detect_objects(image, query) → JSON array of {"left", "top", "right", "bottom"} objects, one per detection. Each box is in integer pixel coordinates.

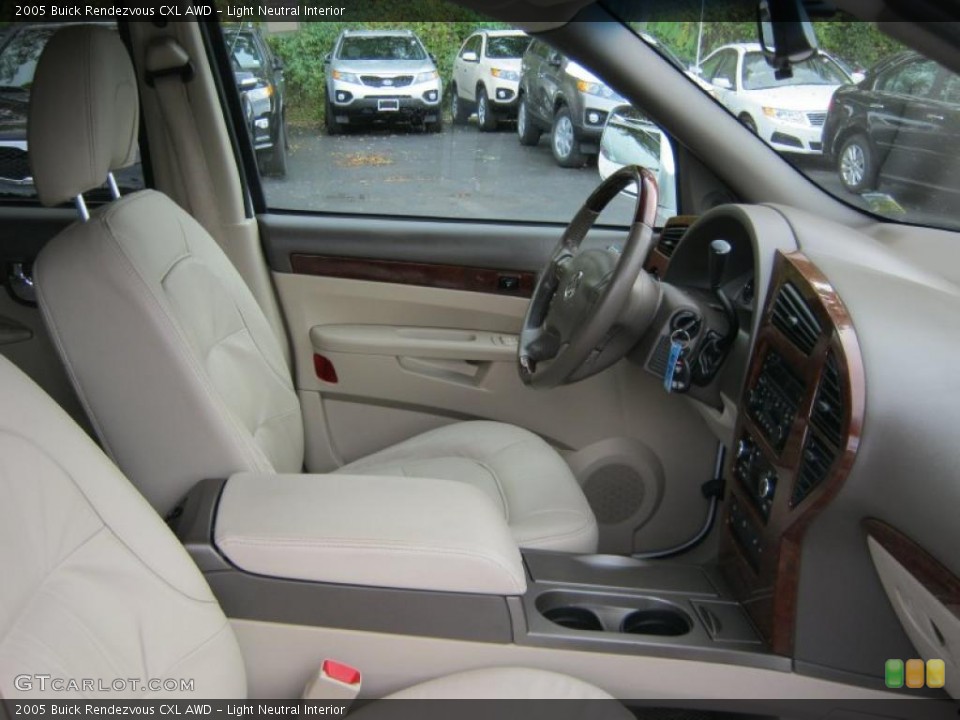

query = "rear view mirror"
[
  {"left": 462, "top": 51, "right": 479, "bottom": 63},
  {"left": 713, "top": 76, "right": 733, "bottom": 90},
  {"left": 598, "top": 106, "right": 677, "bottom": 226},
  {"left": 757, "top": 0, "right": 819, "bottom": 80}
]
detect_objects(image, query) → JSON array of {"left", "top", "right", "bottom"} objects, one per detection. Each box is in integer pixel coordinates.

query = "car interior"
[{"left": 1, "top": 0, "right": 959, "bottom": 708}]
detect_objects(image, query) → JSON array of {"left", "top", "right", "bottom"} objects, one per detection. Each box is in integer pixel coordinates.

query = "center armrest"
[{"left": 214, "top": 472, "right": 527, "bottom": 596}]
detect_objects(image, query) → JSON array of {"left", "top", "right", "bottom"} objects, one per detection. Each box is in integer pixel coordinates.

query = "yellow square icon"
[
  {"left": 905, "top": 659, "right": 925, "bottom": 688},
  {"left": 927, "top": 659, "right": 945, "bottom": 689}
]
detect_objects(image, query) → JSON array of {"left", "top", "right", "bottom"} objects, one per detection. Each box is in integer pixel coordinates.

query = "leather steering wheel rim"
[{"left": 518, "top": 165, "right": 659, "bottom": 388}]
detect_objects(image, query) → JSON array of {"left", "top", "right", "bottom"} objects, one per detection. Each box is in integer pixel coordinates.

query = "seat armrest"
[{"left": 214, "top": 472, "right": 527, "bottom": 595}]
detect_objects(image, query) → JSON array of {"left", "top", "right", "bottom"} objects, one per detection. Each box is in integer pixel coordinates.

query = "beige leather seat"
[
  {"left": 0, "top": 352, "right": 625, "bottom": 704},
  {"left": 30, "top": 26, "right": 597, "bottom": 554}
]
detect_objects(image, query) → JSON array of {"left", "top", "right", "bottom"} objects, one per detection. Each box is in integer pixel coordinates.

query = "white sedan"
[{"left": 696, "top": 42, "right": 854, "bottom": 154}]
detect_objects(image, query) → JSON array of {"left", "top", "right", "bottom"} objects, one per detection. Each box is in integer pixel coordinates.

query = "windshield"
[
  {"left": 0, "top": 26, "right": 56, "bottom": 91},
  {"left": 620, "top": 19, "right": 958, "bottom": 232},
  {"left": 742, "top": 51, "right": 851, "bottom": 90},
  {"left": 486, "top": 36, "right": 530, "bottom": 59},
  {"left": 338, "top": 36, "right": 427, "bottom": 61}
]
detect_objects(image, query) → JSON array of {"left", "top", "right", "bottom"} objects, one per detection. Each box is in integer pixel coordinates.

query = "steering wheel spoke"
[{"left": 518, "top": 166, "right": 661, "bottom": 388}]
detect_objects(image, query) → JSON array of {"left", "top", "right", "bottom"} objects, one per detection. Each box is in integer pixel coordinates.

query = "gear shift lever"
[
  {"left": 708, "top": 239, "right": 738, "bottom": 348},
  {"left": 709, "top": 239, "right": 731, "bottom": 293}
]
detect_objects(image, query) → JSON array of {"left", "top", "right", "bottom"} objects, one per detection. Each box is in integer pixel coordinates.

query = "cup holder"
[
  {"left": 542, "top": 606, "right": 604, "bottom": 632},
  {"left": 620, "top": 608, "right": 692, "bottom": 636}
]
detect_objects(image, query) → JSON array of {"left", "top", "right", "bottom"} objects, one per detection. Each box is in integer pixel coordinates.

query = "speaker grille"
[{"left": 583, "top": 464, "right": 645, "bottom": 525}]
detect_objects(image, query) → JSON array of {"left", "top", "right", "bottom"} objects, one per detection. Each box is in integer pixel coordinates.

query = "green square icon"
[{"left": 885, "top": 659, "right": 905, "bottom": 688}]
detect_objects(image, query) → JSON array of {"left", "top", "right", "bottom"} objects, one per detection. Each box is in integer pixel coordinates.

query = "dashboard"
[
  {"left": 638, "top": 207, "right": 875, "bottom": 667},
  {"left": 634, "top": 199, "right": 960, "bottom": 694}
]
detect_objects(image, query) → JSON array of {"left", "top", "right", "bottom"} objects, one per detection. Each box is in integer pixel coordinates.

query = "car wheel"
[
  {"left": 517, "top": 96, "right": 541, "bottom": 146},
  {"left": 450, "top": 85, "right": 469, "bottom": 125},
  {"left": 551, "top": 106, "right": 586, "bottom": 168},
  {"left": 477, "top": 88, "right": 497, "bottom": 131},
  {"left": 838, "top": 133, "right": 878, "bottom": 193},
  {"left": 264, "top": 121, "right": 288, "bottom": 177},
  {"left": 325, "top": 97, "right": 343, "bottom": 136},
  {"left": 739, "top": 114, "right": 758, "bottom": 134}
]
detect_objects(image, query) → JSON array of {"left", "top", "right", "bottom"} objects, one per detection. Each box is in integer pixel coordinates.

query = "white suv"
[
  {"left": 450, "top": 30, "right": 529, "bottom": 131},
  {"left": 324, "top": 29, "right": 443, "bottom": 134}
]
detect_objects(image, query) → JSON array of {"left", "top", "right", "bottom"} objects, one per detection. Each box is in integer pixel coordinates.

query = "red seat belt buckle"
[{"left": 302, "top": 659, "right": 362, "bottom": 704}]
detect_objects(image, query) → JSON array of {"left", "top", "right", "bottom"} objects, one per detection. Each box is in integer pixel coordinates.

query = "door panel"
[{"left": 262, "top": 212, "right": 719, "bottom": 555}]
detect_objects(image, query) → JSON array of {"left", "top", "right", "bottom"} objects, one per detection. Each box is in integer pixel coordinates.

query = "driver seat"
[{"left": 29, "top": 26, "right": 598, "bottom": 554}]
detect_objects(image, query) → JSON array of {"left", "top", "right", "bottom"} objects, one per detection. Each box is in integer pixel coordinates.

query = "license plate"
[{"left": 377, "top": 99, "right": 400, "bottom": 112}]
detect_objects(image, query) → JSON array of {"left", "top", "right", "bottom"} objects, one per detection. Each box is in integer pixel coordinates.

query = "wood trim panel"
[
  {"left": 864, "top": 518, "right": 960, "bottom": 621},
  {"left": 720, "top": 250, "right": 866, "bottom": 656},
  {"left": 290, "top": 254, "right": 536, "bottom": 298}
]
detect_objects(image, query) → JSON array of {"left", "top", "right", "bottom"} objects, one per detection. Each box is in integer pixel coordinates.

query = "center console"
[
  {"left": 515, "top": 551, "right": 786, "bottom": 671},
  {"left": 170, "top": 473, "right": 785, "bottom": 673}
]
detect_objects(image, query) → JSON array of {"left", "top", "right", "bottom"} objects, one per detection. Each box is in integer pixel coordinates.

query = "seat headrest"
[{"left": 28, "top": 25, "right": 139, "bottom": 208}]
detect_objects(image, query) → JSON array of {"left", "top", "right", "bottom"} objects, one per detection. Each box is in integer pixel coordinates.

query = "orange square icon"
[
  {"left": 905, "top": 659, "right": 925, "bottom": 688},
  {"left": 927, "top": 659, "right": 946, "bottom": 689}
]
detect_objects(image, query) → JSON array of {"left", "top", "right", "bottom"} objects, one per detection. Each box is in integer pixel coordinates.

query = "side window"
[
  {"left": 0, "top": 22, "right": 143, "bottom": 203},
  {"left": 460, "top": 35, "right": 481, "bottom": 59},
  {"left": 527, "top": 40, "right": 546, "bottom": 60},
  {"left": 224, "top": 19, "right": 678, "bottom": 227},
  {"left": 877, "top": 59, "right": 938, "bottom": 97},
  {"left": 699, "top": 53, "right": 723, "bottom": 82},
  {"left": 716, "top": 51, "right": 739, "bottom": 87}
]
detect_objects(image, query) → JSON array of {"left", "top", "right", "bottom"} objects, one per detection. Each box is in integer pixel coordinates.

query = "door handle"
[
  {"left": 869, "top": 103, "right": 886, "bottom": 110},
  {"left": 8, "top": 262, "right": 36, "bottom": 304},
  {"left": 926, "top": 113, "right": 945, "bottom": 122}
]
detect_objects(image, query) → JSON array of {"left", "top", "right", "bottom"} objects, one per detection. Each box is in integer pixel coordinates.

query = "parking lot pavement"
[
  {"left": 262, "top": 123, "right": 638, "bottom": 226},
  {"left": 262, "top": 123, "right": 950, "bottom": 232}
]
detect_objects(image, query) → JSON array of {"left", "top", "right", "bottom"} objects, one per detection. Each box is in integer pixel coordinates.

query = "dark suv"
[
  {"left": 517, "top": 39, "right": 627, "bottom": 167},
  {"left": 0, "top": 23, "right": 143, "bottom": 198},
  {"left": 822, "top": 51, "right": 960, "bottom": 195},
  {"left": 224, "top": 26, "right": 288, "bottom": 177}
]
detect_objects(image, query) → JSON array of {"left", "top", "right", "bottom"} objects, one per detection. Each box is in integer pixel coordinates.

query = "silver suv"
[
  {"left": 517, "top": 39, "right": 627, "bottom": 167},
  {"left": 324, "top": 29, "right": 442, "bottom": 134}
]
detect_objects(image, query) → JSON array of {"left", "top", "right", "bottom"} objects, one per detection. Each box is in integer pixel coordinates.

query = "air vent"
[
  {"left": 771, "top": 282, "right": 822, "bottom": 354},
  {"left": 811, "top": 352, "right": 845, "bottom": 447},
  {"left": 791, "top": 434, "right": 835, "bottom": 507},
  {"left": 656, "top": 224, "right": 687, "bottom": 258}
]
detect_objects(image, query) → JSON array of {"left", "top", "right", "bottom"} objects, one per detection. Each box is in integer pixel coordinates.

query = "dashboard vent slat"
[
  {"left": 811, "top": 352, "right": 845, "bottom": 448},
  {"left": 791, "top": 434, "right": 836, "bottom": 507},
  {"left": 771, "top": 282, "right": 822, "bottom": 354},
  {"left": 656, "top": 225, "right": 687, "bottom": 258}
]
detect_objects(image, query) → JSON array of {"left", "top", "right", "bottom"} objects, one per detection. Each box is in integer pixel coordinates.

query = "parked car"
[
  {"left": 324, "top": 29, "right": 442, "bottom": 134},
  {"left": 517, "top": 39, "right": 628, "bottom": 167},
  {"left": 224, "top": 25, "right": 288, "bottom": 177},
  {"left": 450, "top": 30, "right": 529, "bottom": 131},
  {"left": 696, "top": 42, "right": 854, "bottom": 154},
  {"left": 822, "top": 50, "right": 960, "bottom": 194},
  {"left": 0, "top": 22, "right": 142, "bottom": 199}
]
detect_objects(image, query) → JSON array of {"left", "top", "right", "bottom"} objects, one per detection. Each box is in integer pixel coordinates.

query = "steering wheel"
[{"left": 518, "top": 165, "right": 661, "bottom": 388}]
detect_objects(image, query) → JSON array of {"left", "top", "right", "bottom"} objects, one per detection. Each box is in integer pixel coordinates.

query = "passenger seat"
[{"left": 0, "top": 351, "right": 629, "bottom": 705}]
